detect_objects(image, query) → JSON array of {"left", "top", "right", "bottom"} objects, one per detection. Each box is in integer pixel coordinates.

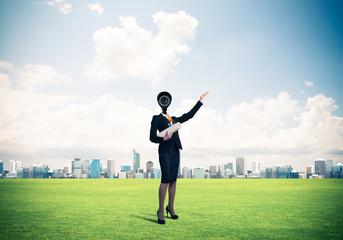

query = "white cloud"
[
  {"left": 86, "top": 11, "right": 198, "bottom": 84},
  {"left": 0, "top": 73, "right": 11, "bottom": 88},
  {"left": 304, "top": 80, "right": 314, "bottom": 87},
  {"left": 1, "top": 60, "right": 342, "bottom": 172},
  {"left": 15, "top": 63, "right": 72, "bottom": 92},
  {"left": 89, "top": 3, "right": 104, "bottom": 16},
  {"left": 41, "top": 0, "right": 72, "bottom": 14},
  {"left": 0, "top": 61, "right": 14, "bottom": 71}
]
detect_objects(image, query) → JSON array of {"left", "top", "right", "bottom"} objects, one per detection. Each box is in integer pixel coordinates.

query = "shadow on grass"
[{"left": 133, "top": 214, "right": 158, "bottom": 224}]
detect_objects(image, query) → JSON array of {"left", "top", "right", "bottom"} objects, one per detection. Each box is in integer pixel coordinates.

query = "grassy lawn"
[{"left": 0, "top": 179, "right": 342, "bottom": 239}]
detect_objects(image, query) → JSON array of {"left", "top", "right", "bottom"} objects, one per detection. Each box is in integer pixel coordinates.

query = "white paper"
[{"left": 157, "top": 122, "right": 182, "bottom": 137}]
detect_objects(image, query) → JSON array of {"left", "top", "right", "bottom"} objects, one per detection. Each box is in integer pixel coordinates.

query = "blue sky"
[{"left": 0, "top": 0, "right": 342, "bottom": 172}]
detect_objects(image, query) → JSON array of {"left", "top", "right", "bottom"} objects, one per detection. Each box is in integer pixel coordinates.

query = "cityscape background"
[
  {"left": 1, "top": 149, "right": 342, "bottom": 179},
  {"left": 1, "top": 1, "right": 343, "bottom": 171}
]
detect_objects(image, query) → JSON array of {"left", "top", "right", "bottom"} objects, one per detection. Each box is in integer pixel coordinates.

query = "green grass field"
[{"left": 0, "top": 179, "right": 342, "bottom": 240}]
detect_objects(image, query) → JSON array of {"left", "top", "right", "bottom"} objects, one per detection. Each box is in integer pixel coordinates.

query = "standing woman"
[{"left": 149, "top": 90, "right": 209, "bottom": 224}]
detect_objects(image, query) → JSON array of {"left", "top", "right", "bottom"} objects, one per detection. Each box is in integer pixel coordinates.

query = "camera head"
[{"left": 157, "top": 91, "right": 172, "bottom": 114}]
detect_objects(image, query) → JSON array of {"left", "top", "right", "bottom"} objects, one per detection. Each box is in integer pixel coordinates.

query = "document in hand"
[{"left": 157, "top": 122, "right": 182, "bottom": 137}]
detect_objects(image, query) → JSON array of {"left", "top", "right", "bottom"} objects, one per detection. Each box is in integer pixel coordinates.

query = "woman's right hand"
[{"left": 163, "top": 131, "right": 173, "bottom": 141}]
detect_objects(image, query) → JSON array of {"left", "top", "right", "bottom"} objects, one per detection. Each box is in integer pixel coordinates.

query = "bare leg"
[
  {"left": 158, "top": 183, "right": 168, "bottom": 219},
  {"left": 168, "top": 181, "right": 176, "bottom": 214}
]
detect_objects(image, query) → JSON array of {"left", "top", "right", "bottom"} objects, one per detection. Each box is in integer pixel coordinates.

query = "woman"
[{"left": 149, "top": 90, "right": 209, "bottom": 224}]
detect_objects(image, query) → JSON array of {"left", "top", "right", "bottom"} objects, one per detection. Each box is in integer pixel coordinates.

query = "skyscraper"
[
  {"left": 90, "top": 159, "right": 100, "bottom": 178},
  {"left": 182, "top": 167, "right": 192, "bottom": 178},
  {"left": 133, "top": 149, "right": 140, "bottom": 173},
  {"left": 153, "top": 169, "right": 161, "bottom": 179},
  {"left": 121, "top": 165, "right": 131, "bottom": 172},
  {"left": 0, "top": 160, "right": 3, "bottom": 174},
  {"left": 146, "top": 161, "right": 153, "bottom": 177},
  {"left": 251, "top": 160, "right": 258, "bottom": 173},
  {"left": 82, "top": 160, "right": 90, "bottom": 178},
  {"left": 15, "top": 161, "right": 22, "bottom": 170},
  {"left": 224, "top": 162, "right": 233, "bottom": 170},
  {"left": 193, "top": 168, "right": 205, "bottom": 178},
  {"left": 209, "top": 165, "right": 217, "bottom": 178},
  {"left": 236, "top": 157, "right": 247, "bottom": 175},
  {"left": 107, "top": 159, "right": 115, "bottom": 178},
  {"left": 9, "top": 160, "right": 16, "bottom": 172},
  {"left": 325, "top": 159, "right": 333, "bottom": 178},
  {"left": 73, "top": 158, "right": 82, "bottom": 178},
  {"left": 315, "top": 159, "right": 326, "bottom": 177}
]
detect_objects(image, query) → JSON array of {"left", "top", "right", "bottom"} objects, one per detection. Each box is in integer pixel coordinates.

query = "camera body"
[{"left": 157, "top": 91, "right": 172, "bottom": 113}]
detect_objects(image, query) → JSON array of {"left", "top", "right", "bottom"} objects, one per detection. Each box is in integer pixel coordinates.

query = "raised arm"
[{"left": 173, "top": 91, "right": 209, "bottom": 124}]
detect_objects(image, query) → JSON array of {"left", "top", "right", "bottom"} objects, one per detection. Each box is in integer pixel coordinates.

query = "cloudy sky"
[{"left": 1, "top": 0, "right": 342, "bottom": 173}]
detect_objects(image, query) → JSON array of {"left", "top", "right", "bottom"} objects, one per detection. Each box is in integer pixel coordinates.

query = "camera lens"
[{"left": 157, "top": 91, "right": 172, "bottom": 108}]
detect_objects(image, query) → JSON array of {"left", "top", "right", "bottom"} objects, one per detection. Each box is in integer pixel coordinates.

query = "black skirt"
[{"left": 159, "top": 145, "right": 180, "bottom": 183}]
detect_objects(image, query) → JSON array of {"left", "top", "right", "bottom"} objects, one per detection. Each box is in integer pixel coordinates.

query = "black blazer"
[{"left": 150, "top": 100, "right": 203, "bottom": 153}]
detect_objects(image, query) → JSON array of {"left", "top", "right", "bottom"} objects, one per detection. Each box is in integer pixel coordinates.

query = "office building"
[
  {"left": 315, "top": 159, "right": 326, "bottom": 177},
  {"left": 251, "top": 160, "right": 258, "bottom": 173},
  {"left": 182, "top": 167, "right": 192, "bottom": 178},
  {"left": 153, "top": 169, "right": 161, "bottom": 179},
  {"left": 134, "top": 173, "right": 145, "bottom": 178},
  {"left": 224, "top": 162, "right": 233, "bottom": 170},
  {"left": 107, "top": 160, "right": 115, "bottom": 178},
  {"left": 236, "top": 157, "right": 247, "bottom": 175},
  {"left": 133, "top": 149, "right": 140, "bottom": 173},
  {"left": 90, "top": 159, "right": 100, "bottom": 178},
  {"left": 332, "top": 163, "right": 343, "bottom": 178},
  {"left": 119, "top": 172, "right": 127, "bottom": 178},
  {"left": 17, "top": 168, "right": 30, "bottom": 178},
  {"left": 73, "top": 158, "right": 82, "bottom": 178},
  {"left": 0, "top": 160, "right": 3, "bottom": 173},
  {"left": 209, "top": 165, "right": 217, "bottom": 178},
  {"left": 15, "top": 161, "right": 22, "bottom": 170},
  {"left": 82, "top": 160, "right": 90, "bottom": 178},
  {"left": 121, "top": 165, "right": 131, "bottom": 172},
  {"left": 9, "top": 160, "right": 16, "bottom": 172},
  {"left": 325, "top": 159, "right": 333, "bottom": 178},
  {"left": 193, "top": 168, "right": 205, "bottom": 178},
  {"left": 146, "top": 161, "right": 153, "bottom": 177}
]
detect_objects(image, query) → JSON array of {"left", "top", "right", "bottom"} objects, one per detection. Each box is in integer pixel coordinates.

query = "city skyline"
[
  {"left": 1, "top": 1, "right": 342, "bottom": 171},
  {"left": 2, "top": 154, "right": 342, "bottom": 179}
]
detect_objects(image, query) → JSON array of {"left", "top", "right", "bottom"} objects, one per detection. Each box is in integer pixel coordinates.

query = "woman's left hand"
[{"left": 200, "top": 90, "right": 210, "bottom": 102}]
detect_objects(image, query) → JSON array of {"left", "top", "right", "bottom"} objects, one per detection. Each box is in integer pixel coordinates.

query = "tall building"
[
  {"left": 315, "top": 159, "right": 326, "bottom": 177},
  {"left": 146, "top": 161, "right": 153, "bottom": 177},
  {"left": 224, "top": 162, "right": 233, "bottom": 170},
  {"left": 9, "top": 160, "right": 16, "bottom": 172},
  {"left": 82, "top": 160, "right": 90, "bottom": 178},
  {"left": 133, "top": 149, "right": 140, "bottom": 173},
  {"left": 0, "top": 160, "right": 3, "bottom": 173},
  {"left": 63, "top": 166, "right": 69, "bottom": 174},
  {"left": 182, "top": 167, "right": 192, "bottom": 178},
  {"left": 90, "top": 159, "right": 100, "bottom": 178},
  {"left": 153, "top": 169, "right": 161, "bottom": 179},
  {"left": 332, "top": 163, "right": 343, "bottom": 178},
  {"left": 236, "top": 157, "right": 247, "bottom": 175},
  {"left": 121, "top": 165, "right": 131, "bottom": 172},
  {"left": 15, "top": 161, "right": 22, "bottom": 170},
  {"left": 325, "top": 159, "right": 333, "bottom": 178},
  {"left": 209, "top": 165, "right": 217, "bottom": 178},
  {"left": 107, "top": 159, "right": 115, "bottom": 178},
  {"left": 251, "top": 160, "right": 258, "bottom": 173},
  {"left": 73, "top": 158, "right": 82, "bottom": 178},
  {"left": 193, "top": 168, "right": 205, "bottom": 178}
]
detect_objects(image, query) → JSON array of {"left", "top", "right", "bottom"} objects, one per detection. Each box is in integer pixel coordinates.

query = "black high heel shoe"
[
  {"left": 166, "top": 206, "right": 179, "bottom": 219},
  {"left": 157, "top": 210, "right": 165, "bottom": 224}
]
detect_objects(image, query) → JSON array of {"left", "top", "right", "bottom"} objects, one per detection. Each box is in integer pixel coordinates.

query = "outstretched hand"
[
  {"left": 163, "top": 131, "right": 173, "bottom": 141},
  {"left": 200, "top": 90, "right": 210, "bottom": 103}
]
